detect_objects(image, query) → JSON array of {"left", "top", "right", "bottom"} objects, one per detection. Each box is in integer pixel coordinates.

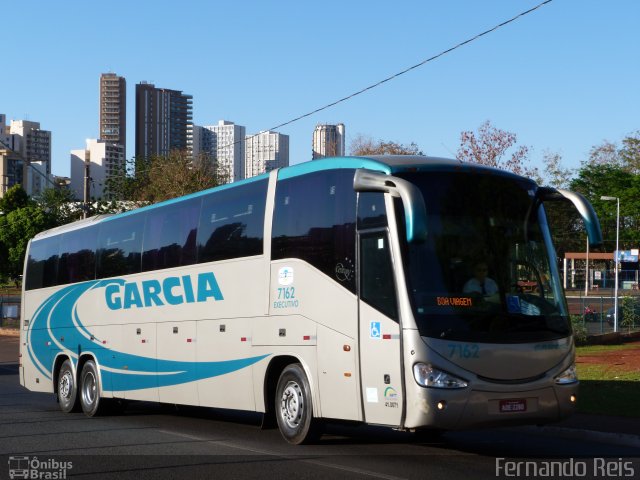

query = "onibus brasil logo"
[{"left": 8, "top": 456, "right": 72, "bottom": 479}]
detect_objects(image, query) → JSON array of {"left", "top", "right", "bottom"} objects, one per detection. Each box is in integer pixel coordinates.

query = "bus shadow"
[{"left": 0, "top": 362, "right": 18, "bottom": 375}]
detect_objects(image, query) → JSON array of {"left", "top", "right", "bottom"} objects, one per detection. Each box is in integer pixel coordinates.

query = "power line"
[
  {"left": 148, "top": 1, "right": 555, "bottom": 167},
  {"left": 261, "top": 0, "right": 553, "bottom": 134}
]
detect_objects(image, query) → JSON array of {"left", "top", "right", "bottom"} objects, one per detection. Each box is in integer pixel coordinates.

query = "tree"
[
  {"left": 585, "top": 140, "right": 620, "bottom": 167},
  {"left": 0, "top": 205, "right": 53, "bottom": 280},
  {"left": 105, "top": 151, "right": 227, "bottom": 204},
  {"left": 34, "top": 187, "right": 82, "bottom": 226},
  {"left": 570, "top": 163, "right": 640, "bottom": 249},
  {"left": 456, "top": 120, "right": 539, "bottom": 181},
  {"left": 0, "top": 185, "right": 30, "bottom": 214},
  {"left": 349, "top": 134, "right": 424, "bottom": 156},
  {"left": 541, "top": 150, "right": 573, "bottom": 189},
  {"left": 583, "top": 133, "right": 640, "bottom": 174},
  {"left": 620, "top": 131, "right": 640, "bottom": 175},
  {"left": 620, "top": 296, "right": 639, "bottom": 333}
]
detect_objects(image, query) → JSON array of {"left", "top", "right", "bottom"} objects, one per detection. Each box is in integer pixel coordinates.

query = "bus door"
[{"left": 358, "top": 230, "right": 403, "bottom": 426}]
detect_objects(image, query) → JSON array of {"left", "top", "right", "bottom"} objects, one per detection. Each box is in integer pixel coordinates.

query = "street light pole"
[{"left": 601, "top": 196, "right": 620, "bottom": 332}]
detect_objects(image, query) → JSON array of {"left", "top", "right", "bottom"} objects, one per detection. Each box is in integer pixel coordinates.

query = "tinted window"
[
  {"left": 25, "top": 237, "right": 60, "bottom": 290},
  {"left": 396, "top": 172, "right": 569, "bottom": 343},
  {"left": 57, "top": 227, "right": 98, "bottom": 285},
  {"left": 197, "top": 180, "right": 267, "bottom": 262},
  {"left": 142, "top": 198, "right": 200, "bottom": 271},
  {"left": 360, "top": 233, "right": 398, "bottom": 320},
  {"left": 97, "top": 215, "right": 144, "bottom": 278},
  {"left": 272, "top": 170, "right": 357, "bottom": 292},
  {"left": 357, "top": 192, "right": 387, "bottom": 229}
]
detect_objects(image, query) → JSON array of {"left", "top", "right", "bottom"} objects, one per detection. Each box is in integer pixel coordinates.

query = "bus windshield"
[{"left": 396, "top": 171, "right": 569, "bottom": 344}]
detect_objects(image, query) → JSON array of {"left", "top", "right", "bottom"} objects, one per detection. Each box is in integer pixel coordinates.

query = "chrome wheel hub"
[
  {"left": 280, "top": 381, "right": 303, "bottom": 429},
  {"left": 82, "top": 371, "right": 96, "bottom": 406},
  {"left": 59, "top": 371, "right": 72, "bottom": 399}
]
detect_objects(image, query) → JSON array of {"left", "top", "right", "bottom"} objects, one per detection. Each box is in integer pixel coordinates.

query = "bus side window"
[
  {"left": 197, "top": 180, "right": 267, "bottom": 263},
  {"left": 360, "top": 233, "right": 398, "bottom": 321},
  {"left": 57, "top": 227, "right": 98, "bottom": 285},
  {"left": 25, "top": 238, "right": 60, "bottom": 290},
  {"left": 272, "top": 170, "right": 357, "bottom": 293},
  {"left": 142, "top": 198, "right": 201, "bottom": 271},
  {"left": 357, "top": 192, "right": 387, "bottom": 229},
  {"left": 96, "top": 215, "right": 144, "bottom": 279}
]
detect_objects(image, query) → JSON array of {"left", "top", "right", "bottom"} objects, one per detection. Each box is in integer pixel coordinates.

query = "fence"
[
  {"left": 563, "top": 267, "right": 640, "bottom": 291},
  {"left": 567, "top": 289, "right": 640, "bottom": 336}
]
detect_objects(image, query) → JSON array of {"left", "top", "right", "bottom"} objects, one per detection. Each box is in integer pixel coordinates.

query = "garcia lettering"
[{"left": 105, "top": 272, "right": 224, "bottom": 310}]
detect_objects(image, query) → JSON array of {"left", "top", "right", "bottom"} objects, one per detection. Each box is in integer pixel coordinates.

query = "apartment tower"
[
  {"left": 201, "top": 120, "right": 246, "bottom": 183},
  {"left": 245, "top": 131, "right": 289, "bottom": 179},
  {"left": 312, "top": 123, "right": 345, "bottom": 160},
  {"left": 70, "top": 139, "right": 125, "bottom": 200},
  {"left": 99, "top": 73, "right": 126, "bottom": 157},
  {"left": 135, "top": 82, "right": 193, "bottom": 162}
]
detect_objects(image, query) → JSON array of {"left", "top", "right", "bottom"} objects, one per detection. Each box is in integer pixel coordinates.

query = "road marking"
[{"left": 157, "top": 430, "right": 408, "bottom": 480}]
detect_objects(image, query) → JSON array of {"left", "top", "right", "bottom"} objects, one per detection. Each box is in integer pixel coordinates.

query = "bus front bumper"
[{"left": 404, "top": 383, "right": 579, "bottom": 430}]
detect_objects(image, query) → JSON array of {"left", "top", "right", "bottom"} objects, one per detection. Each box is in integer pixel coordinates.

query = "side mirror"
[
  {"left": 538, "top": 187, "right": 603, "bottom": 248},
  {"left": 354, "top": 169, "right": 427, "bottom": 244}
]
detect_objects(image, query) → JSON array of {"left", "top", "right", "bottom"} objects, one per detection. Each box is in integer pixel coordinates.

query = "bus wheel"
[
  {"left": 57, "top": 359, "right": 78, "bottom": 413},
  {"left": 275, "top": 364, "right": 319, "bottom": 444},
  {"left": 79, "top": 360, "right": 103, "bottom": 417}
]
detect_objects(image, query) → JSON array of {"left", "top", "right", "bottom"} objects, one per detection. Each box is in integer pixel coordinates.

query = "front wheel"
[
  {"left": 79, "top": 360, "right": 104, "bottom": 417},
  {"left": 57, "top": 359, "right": 78, "bottom": 413},
  {"left": 275, "top": 363, "right": 319, "bottom": 444}
]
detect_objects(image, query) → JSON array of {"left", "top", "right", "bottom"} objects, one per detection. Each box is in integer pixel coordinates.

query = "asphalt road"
[{"left": 0, "top": 336, "right": 638, "bottom": 480}]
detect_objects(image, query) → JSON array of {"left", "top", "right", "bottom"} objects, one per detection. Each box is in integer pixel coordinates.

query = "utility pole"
[{"left": 83, "top": 154, "right": 90, "bottom": 219}]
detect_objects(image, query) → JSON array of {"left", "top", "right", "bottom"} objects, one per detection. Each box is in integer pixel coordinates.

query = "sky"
[{"left": 2, "top": 0, "right": 639, "bottom": 179}]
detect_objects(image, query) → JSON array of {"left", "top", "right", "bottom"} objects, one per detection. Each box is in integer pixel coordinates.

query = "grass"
[
  {"left": 575, "top": 342, "right": 640, "bottom": 418},
  {"left": 576, "top": 343, "right": 640, "bottom": 355},
  {"left": 0, "top": 286, "right": 21, "bottom": 295}
]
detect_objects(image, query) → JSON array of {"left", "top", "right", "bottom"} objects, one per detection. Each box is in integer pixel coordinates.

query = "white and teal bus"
[{"left": 20, "top": 156, "right": 602, "bottom": 444}]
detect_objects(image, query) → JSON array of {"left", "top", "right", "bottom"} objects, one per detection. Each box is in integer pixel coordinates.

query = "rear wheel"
[
  {"left": 79, "top": 360, "right": 104, "bottom": 417},
  {"left": 275, "top": 363, "right": 319, "bottom": 444},
  {"left": 57, "top": 359, "right": 78, "bottom": 413}
]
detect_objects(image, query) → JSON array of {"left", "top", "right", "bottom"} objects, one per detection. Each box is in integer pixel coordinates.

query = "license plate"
[{"left": 499, "top": 399, "right": 527, "bottom": 413}]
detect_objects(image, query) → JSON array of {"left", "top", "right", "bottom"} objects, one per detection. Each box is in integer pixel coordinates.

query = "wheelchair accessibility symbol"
[{"left": 370, "top": 321, "right": 381, "bottom": 339}]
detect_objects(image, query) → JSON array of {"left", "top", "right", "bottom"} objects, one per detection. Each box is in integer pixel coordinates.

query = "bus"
[{"left": 19, "top": 155, "right": 602, "bottom": 444}]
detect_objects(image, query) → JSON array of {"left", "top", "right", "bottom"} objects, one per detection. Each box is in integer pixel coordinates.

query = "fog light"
[
  {"left": 437, "top": 400, "right": 447, "bottom": 411},
  {"left": 570, "top": 395, "right": 577, "bottom": 403}
]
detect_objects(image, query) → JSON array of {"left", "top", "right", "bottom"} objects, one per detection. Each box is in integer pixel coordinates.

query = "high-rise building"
[
  {"left": 191, "top": 125, "right": 206, "bottom": 159},
  {"left": 99, "top": 73, "right": 126, "bottom": 156},
  {"left": 0, "top": 145, "right": 24, "bottom": 197},
  {"left": 0, "top": 114, "right": 12, "bottom": 148},
  {"left": 135, "top": 82, "right": 193, "bottom": 161},
  {"left": 9, "top": 119, "right": 52, "bottom": 174},
  {"left": 70, "top": 139, "right": 125, "bottom": 200},
  {"left": 200, "top": 120, "right": 246, "bottom": 183},
  {"left": 312, "top": 123, "right": 345, "bottom": 160},
  {"left": 245, "top": 131, "right": 289, "bottom": 179}
]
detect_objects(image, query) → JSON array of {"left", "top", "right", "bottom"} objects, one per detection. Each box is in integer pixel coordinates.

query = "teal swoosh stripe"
[{"left": 28, "top": 280, "right": 269, "bottom": 390}]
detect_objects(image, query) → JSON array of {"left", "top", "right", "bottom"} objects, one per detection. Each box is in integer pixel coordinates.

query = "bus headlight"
[
  {"left": 413, "top": 363, "right": 468, "bottom": 389},
  {"left": 554, "top": 364, "right": 578, "bottom": 385}
]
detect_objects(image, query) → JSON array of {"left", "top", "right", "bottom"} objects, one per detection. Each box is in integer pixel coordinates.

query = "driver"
[{"left": 463, "top": 262, "right": 499, "bottom": 297}]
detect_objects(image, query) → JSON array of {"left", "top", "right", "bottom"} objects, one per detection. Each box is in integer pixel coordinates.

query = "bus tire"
[
  {"left": 79, "top": 360, "right": 103, "bottom": 417},
  {"left": 275, "top": 363, "right": 319, "bottom": 444},
  {"left": 57, "top": 359, "right": 79, "bottom": 413}
]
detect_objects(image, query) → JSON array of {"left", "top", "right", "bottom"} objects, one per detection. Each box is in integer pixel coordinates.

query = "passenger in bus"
[{"left": 463, "top": 262, "right": 499, "bottom": 297}]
